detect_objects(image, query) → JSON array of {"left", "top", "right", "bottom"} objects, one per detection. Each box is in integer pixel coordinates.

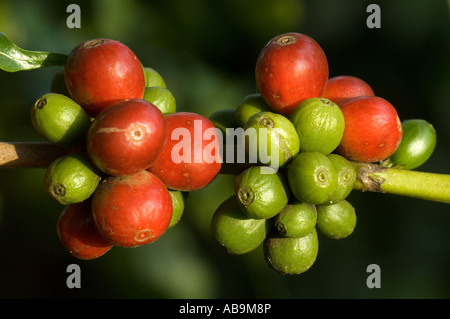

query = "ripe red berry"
[
  {"left": 322, "top": 75, "right": 375, "bottom": 105},
  {"left": 255, "top": 32, "right": 329, "bottom": 115},
  {"left": 147, "top": 112, "right": 222, "bottom": 191},
  {"left": 337, "top": 96, "right": 403, "bottom": 163},
  {"left": 57, "top": 200, "right": 113, "bottom": 260},
  {"left": 92, "top": 170, "right": 173, "bottom": 248},
  {"left": 86, "top": 99, "right": 168, "bottom": 176},
  {"left": 65, "top": 38, "right": 145, "bottom": 117}
]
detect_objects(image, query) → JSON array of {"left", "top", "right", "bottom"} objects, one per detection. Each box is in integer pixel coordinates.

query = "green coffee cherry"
[
  {"left": 263, "top": 228, "right": 319, "bottom": 275},
  {"left": 143, "top": 66, "right": 167, "bottom": 88},
  {"left": 142, "top": 86, "right": 176, "bottom": 115},
  {"left": 168, "top": 190, "right": 185, "bottom": 229},
  {"left": 31, "top": 93, "right": 91, "bottom": 147},
  {"left": 44, "top": 153, "right": 102, "bottom": 205},
  {"left": 211, "top": 196, "right": 272, "bottom": 255},
  {"left": 290, "top": 97, "right": 345, "bottom": 154},
  {"left": 383, "top": 119, "right": 437, "bottom": 170},
  {"left": 235, "top": 166, "right": 290, "bottom": 219},
  {"left": 316, "top": 200, "right": 356, "bottom": 239},
  {"left": 234, "top": 93, "right": 271, "bottom": 127},
  {"left": 244, "top": 111, "right": 300, "bottom": 169},
  {"left": 326, "top": 154, "right": 357, "bottom": 204},
  {"left": 274, "top": 200, "right": 317, "bottom": 238},
  {"left": 287, "top": 152, "right": 338, "bottom": 205}
]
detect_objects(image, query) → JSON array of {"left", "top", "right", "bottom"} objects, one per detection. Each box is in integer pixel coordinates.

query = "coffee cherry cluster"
[
  {"left": 209, "top": 32, "right": 437, "bottom": 275},
  {"left": 31, "top": 38, "right": 221, "bottom": 260}
]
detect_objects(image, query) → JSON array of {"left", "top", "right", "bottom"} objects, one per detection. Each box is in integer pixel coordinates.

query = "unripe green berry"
[
  {"left": 383, "top": 119, "right": 436, "bottom": 170},
  {"left": 325, "top": 153, "right": 357, "bottom": 204},
  {"left": 235, "top": 166, "right": 290, "bottom": 219},
  {"left": 143, "top": 66, "right": 167, "bottom": 88},
  {"left": 290, "top": 97, "right": 345, "bottom": 155},
  {"left": 244, "top": 111, "right": 300, "bottom": 169},
  {"left": 263, "top": 228, "right": 319, "bottom": 275},
  {"left": 316, "top": 200, "right": 356, "bottom": 239},
  {"left": 142, "top": 86, "right": 176, "bottom": 115},
  {"left": 235, "top": 93, "right": 271, "bottom": 127},
  {"left": 31, "top": 93, "right": 91, "bottom": 147},
  {"left": 274, "top": 200, "right": 317, "bottom": 238},
  {"left": 211, "top": 196, "right": 272, "bottom": 255},
  {"left": 287, "top": 151, "right": 338, "bottom": 205}
]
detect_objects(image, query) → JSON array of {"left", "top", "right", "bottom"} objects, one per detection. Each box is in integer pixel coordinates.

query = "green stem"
[
  {"left": 219, "top": 158, "right": 450, "bottom": 204},
  {"left": 352, "top": 162, "right": 450, "bottom": 204}
]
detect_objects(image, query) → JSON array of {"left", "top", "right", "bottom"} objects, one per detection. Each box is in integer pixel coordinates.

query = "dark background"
[{"left": 0, "top": 0, "right": 449, "bottom": 298}]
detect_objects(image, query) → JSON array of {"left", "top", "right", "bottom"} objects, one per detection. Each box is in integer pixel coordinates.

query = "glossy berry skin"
[
  {"left": 92, "top": 170, "right": 173, "bottom": 248},
  {"left": 322, "top": 75, "right": 375, "bottom": 105},
  {"left": 65, "top": 38, "right": 145, "bottom": 117},
  {"left": 337, "top": 96, "right": 403, "bottom": 163},
  {"left": 255, "top": 32, "right": 329, "bottom": 115},
  {"left": 87, "top": 99, "right": 168, "bottom": 176},
  {"left": 287, "top": 151, "right": 338, "bottom": 205},
  {"left": 147, "top": 112, "right": 222, "bottom": 191},
  {"left": 385, "top": 119, "right": 436, "bottom": 170},
  {"left": 57, "top": 200, "right": 113, "bottom": 260}
]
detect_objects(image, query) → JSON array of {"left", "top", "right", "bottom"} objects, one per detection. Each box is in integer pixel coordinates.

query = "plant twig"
[
  {"left": 0, "top": 142, "right": 79, "bottom": 168},
  {"left": 0, "top": 141, "right": 449, "bottom": 204}
]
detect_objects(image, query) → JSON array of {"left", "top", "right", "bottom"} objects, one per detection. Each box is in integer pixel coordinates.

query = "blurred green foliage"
[{"left": 0, "top": 0, "right": 449, "bottom": 298}]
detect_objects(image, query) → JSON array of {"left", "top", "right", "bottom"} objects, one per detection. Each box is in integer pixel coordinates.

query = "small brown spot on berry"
[
  {"left": 51, "top": 183, "right": 66, "bottom": 197},
  {"left": 84, "top": 39, "right": 105, "bottom": 48},
  {"left": 276, "top": 35, "right": 297, "bottom": 46},
  {"left": 35, "top": 98, "right": 47, "bottom": 109}
]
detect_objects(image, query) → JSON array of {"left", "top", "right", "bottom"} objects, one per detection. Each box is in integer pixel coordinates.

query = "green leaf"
[{"left": 0, "top": 32, "right": 67, "bottom": 72}]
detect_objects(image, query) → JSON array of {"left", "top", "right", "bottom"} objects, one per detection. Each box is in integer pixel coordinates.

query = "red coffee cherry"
[
  {"left": 147, "top": 112, "right": 222, "bottom": 191},
  {"left": 65, "top": 38, "right": 145, "bottom": 117},
  {"left": 255, "top": 32, "right": 329, "bottom": 115},
  {"left": 86, "top": 99, "right": 168, "bottom": 177},
  {"left": 322, "top": 75, "right": 375, "bottom": 105},
  {"left": 337, "top": 96, "right": 403, "bottom": 163},
  {"left": 57, "top": 200, "right": 113, "bottom": 260},
  {"left": 92, "top": 170, "right": 173, "bottom": 248}
]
